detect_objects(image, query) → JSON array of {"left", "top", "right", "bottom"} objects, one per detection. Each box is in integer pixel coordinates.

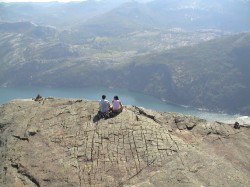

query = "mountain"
[
  {"left": 123, "top": 33, "right": 250, "bottom": 114},
  {"left": 0, "top": 98, "right": 250, "bottom": 186},
  {"left": 0, "top": 19, "right": 249, "bottom": 114},
  {"left": 0, "top": 22, "right": 57, "bottom": 38},
  {"left": 75, "top": 1, "right": 154, "bottom": 37},
  {"left": 0, "top": 1, "right": 127, "bottom": 29},
  {"left": 75, "top": 0, "right": 250, "bottom": 36},
  {"left": 0, "top": 0, "right": 250, "bottom": 114},
  {"left": 1, "top": 0, "right": 250, "bottom": 33},
  {"left": 149, "top": 0, "right": 250, "bottom": 31}
]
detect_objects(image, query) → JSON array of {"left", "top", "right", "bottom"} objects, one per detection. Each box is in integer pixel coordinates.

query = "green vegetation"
[
  {"left": 126, "top": 33, "right": 250, "bottom": 114},
  {"left": 1, "top": 22, "right": 249, "bottom": 114}
]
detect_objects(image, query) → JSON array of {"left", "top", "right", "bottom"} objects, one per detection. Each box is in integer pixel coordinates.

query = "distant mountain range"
[
  {"left": 1, "top": 0, "right": 250, "bottom": 32},
  {"left": 76, "top": 0, "right": 250, "bottom": 37},
  {"left": 0, "top": 0, "right": 250, "bottom": 114}
]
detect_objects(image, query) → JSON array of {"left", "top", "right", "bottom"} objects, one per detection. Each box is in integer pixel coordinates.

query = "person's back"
[
  {"left": 112, "top": 100, "right": 121, "bottom": 110},
  {"left": 112, "top": 95, "right": 123, "bottom": 113},
  {"left": 99, "top": 95, "right": 110, "bottom": 113}
]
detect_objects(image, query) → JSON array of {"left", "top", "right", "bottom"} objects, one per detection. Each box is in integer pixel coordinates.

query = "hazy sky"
[{"left": 1, "top": 0, "right": 87, "bottom": 2}]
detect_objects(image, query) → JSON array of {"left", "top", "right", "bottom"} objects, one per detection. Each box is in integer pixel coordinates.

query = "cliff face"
[{"left": 0, "top": 98, "right": 250, "bottom": 187}]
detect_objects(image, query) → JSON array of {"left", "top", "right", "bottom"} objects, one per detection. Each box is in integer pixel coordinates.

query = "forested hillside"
[{"left": 123, "top": 33, "right": 250, "bottom": 114}]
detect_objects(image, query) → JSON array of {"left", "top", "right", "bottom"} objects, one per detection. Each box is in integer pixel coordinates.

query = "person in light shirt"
[
  {"left": 99, "top": 95, "right": 111, "bottom": 113},
  {"left": 112, "top": 95, "right": 123, "bottom": 113}
]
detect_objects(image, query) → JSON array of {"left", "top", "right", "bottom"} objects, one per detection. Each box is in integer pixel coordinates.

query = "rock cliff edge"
[{"left": 0, "top": 98, "right": 250, "bottom": 187}]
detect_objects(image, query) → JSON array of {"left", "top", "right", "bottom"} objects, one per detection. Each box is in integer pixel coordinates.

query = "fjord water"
[{"left": 0, "top": 86, "right": 249, "bottom": 125}]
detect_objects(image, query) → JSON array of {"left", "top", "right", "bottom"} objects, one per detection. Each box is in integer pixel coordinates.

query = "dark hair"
[
  {"left": 102, "top": 95, "right": 106, "bottom": 99},
  {"left": 114, "top": 96, "right": 119, "bottom": 100}
]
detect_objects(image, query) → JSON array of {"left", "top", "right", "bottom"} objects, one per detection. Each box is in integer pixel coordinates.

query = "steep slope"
[
  {"left": 125, "top": 33, "right": 250, "bottom": 114},
  {"left": 0, "top": 25, "right": 76, "bottom": 87},
  {"left": 0, "top": 98, "right": 249, "bottom": 186}
]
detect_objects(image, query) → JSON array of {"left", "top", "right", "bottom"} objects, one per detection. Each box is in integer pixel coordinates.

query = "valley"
[{"left": 0, "top": 0, "right": 250, "bottom": 115}]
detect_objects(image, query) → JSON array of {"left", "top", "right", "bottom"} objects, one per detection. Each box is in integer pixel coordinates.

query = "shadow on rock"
[
  {"left": 93, "top": 111, "right": 122, "bottom": 123},
  {"left": 93, "top": 114, "right": 100, "bottom": 123}
]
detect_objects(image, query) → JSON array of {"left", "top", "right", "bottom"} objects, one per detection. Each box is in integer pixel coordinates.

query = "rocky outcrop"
[{"left": 0, "top": 98, "right": 250, "bottom": 187}]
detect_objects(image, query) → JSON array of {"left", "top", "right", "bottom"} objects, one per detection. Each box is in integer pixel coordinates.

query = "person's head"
[
  {"left": 102, "top": 95, "right": 106, "bottom": 99},
  {"left": 114, "top": 96, "right": 119, "bottom": 100}
]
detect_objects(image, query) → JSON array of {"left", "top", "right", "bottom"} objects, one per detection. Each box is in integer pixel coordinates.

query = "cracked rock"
[{"left": 0, "top": 98, "right": 250, "bottom": 187}]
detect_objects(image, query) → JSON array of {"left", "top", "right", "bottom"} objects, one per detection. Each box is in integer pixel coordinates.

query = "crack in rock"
[
  {"left": 11, "top": 163, "right": 40, "bottom": 187},
  {"left": 12, "top": 135, "right": 29, "bottom": 141}
]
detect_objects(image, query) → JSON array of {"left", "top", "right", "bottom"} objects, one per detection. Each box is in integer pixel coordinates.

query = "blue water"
[{"left": 0, "top": 86, "right": 249, "bottom": 124}]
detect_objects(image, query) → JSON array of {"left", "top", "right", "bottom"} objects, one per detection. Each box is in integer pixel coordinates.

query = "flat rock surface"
[{"left": 0, "top": 98, "right": 250, "bottom": 187}]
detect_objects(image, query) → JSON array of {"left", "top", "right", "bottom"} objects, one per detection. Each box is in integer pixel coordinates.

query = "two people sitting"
[{"left": 99, "top": 95, "right": 123, "bottom": 118}]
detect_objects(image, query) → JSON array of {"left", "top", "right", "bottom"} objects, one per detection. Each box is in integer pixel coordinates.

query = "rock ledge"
[{"left": 0, "top": 98, "right": 250, "bottom": 187}]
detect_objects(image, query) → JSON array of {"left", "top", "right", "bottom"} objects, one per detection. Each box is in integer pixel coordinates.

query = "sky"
[{"left": 0, "top": 0, "right": 87, "bottom": 2}]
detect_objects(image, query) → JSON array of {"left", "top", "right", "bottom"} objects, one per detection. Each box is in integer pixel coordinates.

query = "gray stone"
[{"left": 0, "top": 98, "right": 250, "bottom": 187}]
